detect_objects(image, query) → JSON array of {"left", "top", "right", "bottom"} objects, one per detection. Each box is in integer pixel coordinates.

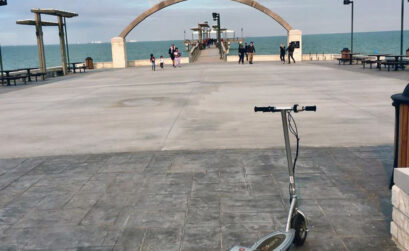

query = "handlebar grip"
[
  {"left": 304, "top": 106, "right": 317, "bottom": 112},
  {"left": 254, "top": 106, "right": 276, "bottom": 113}
]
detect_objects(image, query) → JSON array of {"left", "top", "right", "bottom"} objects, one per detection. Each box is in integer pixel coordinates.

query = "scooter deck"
[{"left": 230, "top": 230, "right": 295, "bottom": 251}]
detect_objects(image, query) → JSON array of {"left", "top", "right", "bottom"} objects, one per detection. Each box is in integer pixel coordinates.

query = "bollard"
[{"left": 392, "top": 84, "right": 409, "bottom": 168}]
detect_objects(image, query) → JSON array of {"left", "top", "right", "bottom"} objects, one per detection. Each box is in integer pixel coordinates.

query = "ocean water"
[{"left": 1, "top": 30, "right": 408, "bottom": 70}]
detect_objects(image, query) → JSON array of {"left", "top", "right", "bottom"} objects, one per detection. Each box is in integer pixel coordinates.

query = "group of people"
[
  {"left": 280, "top": 42, "right": 296, "bottom": 64},
  {"left": 237, "top": 41, "right": 297, "bottom": 65},
  {"left": 238, "top": 42, "right": 256, "bottom": 64},
  {"left": 149, "top": 44, "right": 182, "bottom": 71}
]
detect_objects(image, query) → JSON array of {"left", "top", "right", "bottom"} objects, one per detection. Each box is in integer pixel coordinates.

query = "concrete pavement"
[
  {"left": 0, "top": 61, "right": 406, "bottom": 250},
  {"left": 0, "top": 62, "right": 406, "bottom": 159}
]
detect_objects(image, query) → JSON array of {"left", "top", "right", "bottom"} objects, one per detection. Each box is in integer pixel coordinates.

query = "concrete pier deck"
[{"left": 0, "top": 61, "right": 406, "bottom": 250}]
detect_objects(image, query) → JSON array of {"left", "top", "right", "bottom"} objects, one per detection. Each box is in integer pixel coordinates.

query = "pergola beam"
[
  {"left": 31, "top": 8, "right": 78, "bottom": 18},
  {"left": 16, "top": 20, "right": 58, "bottom": 26}
]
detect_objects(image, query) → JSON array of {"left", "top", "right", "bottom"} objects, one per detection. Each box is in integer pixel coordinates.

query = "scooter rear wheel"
[{"left": 291, "top": 212, "right": 308, "bottom": 246}]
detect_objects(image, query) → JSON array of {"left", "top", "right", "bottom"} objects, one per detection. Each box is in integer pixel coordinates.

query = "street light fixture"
[
  {"left": 0, "top": 0, "right": 7, "bottom": 6},
  {"left": 344, "top": 0, "right": 354, "bottom": 59}
]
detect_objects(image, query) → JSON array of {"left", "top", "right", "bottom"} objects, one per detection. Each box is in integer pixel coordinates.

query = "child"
[
  {"left": 150, "top": 54, "right": 156, "bottom": 71},
  {"left": 175, "top": 48, "right": 181, "bottom": 67},
  {"left": 160, "top": 56, "right": 164, "bottom": 69}
]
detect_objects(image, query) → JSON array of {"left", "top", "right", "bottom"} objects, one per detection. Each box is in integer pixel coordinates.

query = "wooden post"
[
  {"left": 34, "top": 13, "right": 46, "bottom": 76},
  {"left": 57, "top": 16, "right": 67, "bottom": 75}
]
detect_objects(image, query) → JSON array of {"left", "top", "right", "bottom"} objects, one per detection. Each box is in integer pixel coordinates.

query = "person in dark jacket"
[
  {"left": 280, "top": 43, "right": 286, "bottom": 63},
  {"left": 238, "top": 44, "right": 245, "bottom": 64},
  {"left": 169, "top": 44, "right": 176, "bottom": 67},
  {"left": 287, "top": 42, "right": 296, "bottom": 64},
  {"left": 248, "top": 42, "right": 256, "bottom": 64}
]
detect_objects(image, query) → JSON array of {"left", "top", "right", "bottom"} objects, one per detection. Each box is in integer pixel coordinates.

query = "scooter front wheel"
[{"left": 291, "top": 211, "right": 308, "bottom": 246}]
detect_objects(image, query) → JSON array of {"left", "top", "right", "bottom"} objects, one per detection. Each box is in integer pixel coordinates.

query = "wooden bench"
[
  {"left": 362, "top": 59, "right": 377, "bottom": 69},
  {"left": 1, "top": 74, "right": 27, "bottom": 86},
  {"left": 77, "top": 65, "right": 86, "bottom": 73},
  {"left": 31, "top": 72, "right": 47, "bottom": 82},
  {"left": 380, "top": 61, "right": 403, "bottom": 71},
  {"left": 336, "top": 58, "right": 350, "bottom": 65}
]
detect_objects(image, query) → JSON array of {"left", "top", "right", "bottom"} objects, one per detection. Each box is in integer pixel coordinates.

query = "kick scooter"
[{"left": 230, "top": 104, "right": 317, "bottom": 251}]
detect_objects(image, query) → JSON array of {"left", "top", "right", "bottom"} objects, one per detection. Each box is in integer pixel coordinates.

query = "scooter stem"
[
  {"left": 281, "top": 111, "right": 298, "bottom": 232},
  {"left": 281, "top": 111, "right": 295, "bottom": 185}
]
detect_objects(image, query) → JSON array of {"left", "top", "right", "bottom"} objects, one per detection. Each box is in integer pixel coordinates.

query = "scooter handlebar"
[
  {"left": 304, "top": 106, "right": 317, "bottom": 112},
  {"left": 254, "top": 106, "right": 277, "bottom": 113},
  {"left": 254, "top": 105, "right": 317, "bottom": 113}
]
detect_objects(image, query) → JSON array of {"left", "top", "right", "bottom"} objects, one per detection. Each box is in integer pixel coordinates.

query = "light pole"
[
  {"left": 0, "top": 0, "right": 7, "bottom": 84},
  {"left": 212, "top": 12, "right": 222, "bottom": 59},
  {"left": 400, "top": 0, "right": 408, "bottom": 57},
  {"left": 344, "top": 0, "right": 354, "bottom": 63}
]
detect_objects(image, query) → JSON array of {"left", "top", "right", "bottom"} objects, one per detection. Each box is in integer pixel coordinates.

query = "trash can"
[
  {"left": 392, "top": 84, "right": 409, "bottom": 168},
  {"left": 85, "top": 57, "right": 94, "bottom": 69},
  {"left": 341, "top": 48, "right": 350, "bottom": 60}
]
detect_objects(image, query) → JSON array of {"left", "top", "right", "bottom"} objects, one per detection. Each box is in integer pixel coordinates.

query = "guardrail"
[
  {"left": 189, "top": 44, "right": 201, "bottom": 63},
  {"left": 221, "top": 42, "right": 228, "bottom": 62}
]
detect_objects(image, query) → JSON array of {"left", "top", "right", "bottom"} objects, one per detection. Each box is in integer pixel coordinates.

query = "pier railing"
[
  {"left": 221, "top": 42, "right": 228, "bottom": 62},
  {"left": 189, "top": 44, "right": 201, "bottom": 63}
]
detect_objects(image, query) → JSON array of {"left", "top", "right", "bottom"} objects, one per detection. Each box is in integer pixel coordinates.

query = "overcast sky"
[{"left": 0, "top": 0, "right": 408, "bottom": 45}]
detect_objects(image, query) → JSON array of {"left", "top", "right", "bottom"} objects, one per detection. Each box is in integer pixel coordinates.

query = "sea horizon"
[
  {"left": 2, "top": 29, "right": 408, "bottom": 47},
  {"left": 1, "top": 30, "right": 409, "bottom": 70}
]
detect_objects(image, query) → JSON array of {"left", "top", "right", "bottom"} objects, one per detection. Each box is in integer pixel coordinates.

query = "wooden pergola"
[{"left": 17, "top": 9, "right": 78, "bottom": 76}]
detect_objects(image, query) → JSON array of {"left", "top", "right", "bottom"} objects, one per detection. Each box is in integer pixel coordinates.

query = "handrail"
[
  {"left": 221, "top": 42, "right": 228, "bottom": 62},
  {"left": 189, "top": 43, "right": 201, "bottom": 63}
]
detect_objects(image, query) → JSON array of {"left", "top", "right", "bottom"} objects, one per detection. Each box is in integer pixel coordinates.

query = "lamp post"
[
  {"left": 400, "top": 0, "right": 408, "bottom": 57},
  {"left": 344, "top": 0, "right": 354, "bottom": 64},
  {"left": 212, "top": 12, "right": 222, "bottom": 59},
  {"left": 0, "top": 0, "right": 7, "bottom": 84}
]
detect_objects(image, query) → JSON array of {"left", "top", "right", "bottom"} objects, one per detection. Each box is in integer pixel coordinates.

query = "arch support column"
[
  {"left": 111, "top": 37, "right": 128, "bottom": 68},
  {"left": 287, "top": 30, "right": 303, "bottom": 62}
]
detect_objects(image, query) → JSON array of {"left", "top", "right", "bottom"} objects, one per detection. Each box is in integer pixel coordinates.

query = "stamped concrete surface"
[
  {"left": 0, "top": 146, "right": 397, "bottom": 250},
  {"left": 0, "top": 62, "right": 405, "bottom": 250}
]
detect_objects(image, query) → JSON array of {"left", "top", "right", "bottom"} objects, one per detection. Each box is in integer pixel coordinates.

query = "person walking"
[
  {"left": 150, "top": 54, "right": 156, "bottom": 71},
  {"left": 244, "top": 42, "right": 249, "bottom": 62},
  {"left": 169, "top": 44, "right": 176, "bottom": 67},
  {"left": 287, "top": 42, "right": 296, "bottom": 64},
  {"left": 280, "top": 43, "right": 286, "bottom": 64},
  {"left": 248, "top": 42, "right": 256, "bottom": 64},
  {"left": 238, "top": 44, "right": 245, "bottom": 64}
]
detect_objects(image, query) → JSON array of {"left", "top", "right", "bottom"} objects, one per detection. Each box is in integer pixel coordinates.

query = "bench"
[
  {"left": 336, "top": 58, "right": 350, "bottom": 65},
  {"left": 31, "top": 72, "right": 47, "bottom": 82},
  {"left": 362, "top": 59, "right": 377, "bottom": 69},
  {"left": 380, "top": 61, "right": 405, "bottom": 71},
  {"left": 1, "top": 74, "right": 27, "bottom": 86},
  {"left": 78, "top": 65, "right": 86, "bottom": 73}
]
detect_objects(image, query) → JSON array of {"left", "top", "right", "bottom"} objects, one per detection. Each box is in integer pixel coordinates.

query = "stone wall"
[{"left": 392, "top": 169, "right": 409, "bottom": 251}]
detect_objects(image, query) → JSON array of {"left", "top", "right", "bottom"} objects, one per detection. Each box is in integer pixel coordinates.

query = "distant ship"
[
  {"left": 90, "top": 41, "right": 103, "bottom": 44},
  {"left": 128, "top": 40, "right": 138, "bottom": 43}
]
